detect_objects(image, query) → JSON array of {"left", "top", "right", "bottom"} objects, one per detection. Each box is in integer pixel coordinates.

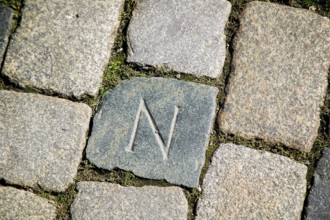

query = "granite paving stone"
[
  {"left": 196, "top": 143, "right": 307, "bottom": 220},
  {"left": 305, "top": 148, "right": 330, "bottom": 219},
  {"left": 127, "top": 0, "right": 231, "bottom": 78},
  {"left": 2, "top": 0, "right": 124, "bottom": 98},
  {"left": 87, "top": 77, "right": 218, "bottom": 188},
  {"left": 0, "top": 186, "right": 56, "bottom": 219},
  {"left": 219, "top": 1, "right": 330, "bottom": 152},
  {"left": 0, "top": 6, "right": 13, "bottom": 64},
  {"left": 70, "top": 182, "right": 188, "bottom": 220},
  {"left": 0, "top": 90, "right": 92, "bottom": 192}
]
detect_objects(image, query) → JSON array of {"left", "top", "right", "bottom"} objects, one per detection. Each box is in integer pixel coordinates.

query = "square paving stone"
[
  {"left": 0, "top": 6, "right": 13, "bottom": 64},
  {"left": 0, "top": 91, "right": 92, "bottom": 192},
  {"left": 70, "top": 182, "right": 188, "bottom": 220},
  {"left": 305, "top": 148, "right": 330, "bottom": 219},
  {"left": 219, "top": 2, "right": 330, "bottom": 152},
  {"left": 196, "top": 143, "right": 307, "bottom": 220},
  {"left": 86, "top": 78, "right": 218, "bottom": 188},
  {"left": 2, "top": 0, "right": 124, "bottom": 99},
  {"left": 0, "top": 186, "right": 56, "bottom": 219},
  {"left": 127, "top": 0, "right": 231, "bottom": 78}
]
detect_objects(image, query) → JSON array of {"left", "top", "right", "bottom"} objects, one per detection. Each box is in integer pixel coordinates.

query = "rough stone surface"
[
  {"left": 196, "top": 143, "right": 307, "bottom": 220},
  {"left": 219, "top": 2, "right": 330, "bottom": 152},
  {"left": 306, "top": 148, "right": 330, "bottom": 219},
  {"left": 2, "top": 0, "right": 124, "bottom": 98},
  {"left": 87, "top": 78, "right": 218, "bottom": 188},
  {"left": 71, "top": 182, "right": 188, "bottom": 220},
  {"left": 0, "top": 6, "right": 13, "bottom": 64},
  {"left": 127, "top": 0, "right": 231, "bottom": 78},
  {"left": 0, "top": 91, "right": 92, "bottom": 192},
  {"left": 0, "top": 186, "right": 56, "bottom": 219}
]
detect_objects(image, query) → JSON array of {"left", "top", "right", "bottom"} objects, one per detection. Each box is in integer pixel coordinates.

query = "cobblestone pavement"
[{"left": 0, "top": 0, "right": 329, "bottom": 219}]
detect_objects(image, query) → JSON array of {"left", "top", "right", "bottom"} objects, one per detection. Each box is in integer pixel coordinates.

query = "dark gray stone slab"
[
  {"left": 87, "top": 78, "right": 218, "bottom": 188},
  {"left": 219, "top": 1, "right": 330, "bottom": 152},
  {"left": 127, "top": 0, "right": 231, "bottom": 78},
  {"left": 71, "top": 182, "right": 188, "bottom": 220},
  {"left": 0, "top": 186, "right": 56, "bottom": 219},
  {"left": 0, "top": 6, "right": 13, "bottom": 64},
  {"left": 197, "top": 143, "right": 307, "bottom": 219},
  {"left": 0, "top": 91, "right": 92, "bottom": 192},
  {"left": 306, "top": 148, "right": 330, "bottom": 219},
  {"left": 2, "top": 0, "right": 124, "bottom": 98}
]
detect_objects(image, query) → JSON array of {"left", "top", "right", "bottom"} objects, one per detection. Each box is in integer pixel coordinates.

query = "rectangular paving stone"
[
  {"left": 0, "top": 6, "right": 13, "bottom": 64},
  {"left": 306, "top": 148, "right": 330, "bottom": 219},
  {"left": 86, "top": 78, "right": 218, "bottom": 188},
  {"left": 71, "top": 182, "right": 188, "bottom": 220},
  {"left": 127, "top": 0, "right": 231, "bottom": 78},
  {"left": 219, "top": 2, "right": 330, "bottom": 152},
  {"left": 197, "top": 143, "right": 307, "bottom": 220},
  {"left": 0, "top": 186, "right": 56, "bottom": 219},
  {"left": 0, "top": 91, "right": 92, "bottom": 192},
  {"left": 2, "top": 0, "right": 124, "bottom": 98}
]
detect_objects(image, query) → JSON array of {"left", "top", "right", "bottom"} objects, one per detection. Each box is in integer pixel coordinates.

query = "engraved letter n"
[{"left": 125, "top": 98, "right": 179, "bottom": 160}]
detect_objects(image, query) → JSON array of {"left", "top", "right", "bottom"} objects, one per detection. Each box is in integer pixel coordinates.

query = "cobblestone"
[
  {"left": 2, "top": 0, "right": 124, "bottom": 98},
  {"left": 197, "top": 143, "right": 307, "bottom": 219},
  {"left": 127, "top": 0, "right": 231, "bottom": 78},
  {"left": 0, "top": 91, "right": 91, "bottom": 192},
  {"left": 219, "top": 1, "right": 330, "bottom": 152},
  {"left": 71, "top": 182, "right": 188, "bottom": 220},
  {"left": 87, "top": 78, "right": 218, "bottom": 188},
  {"left": 0, "top": 186, "right": 56, "bottom": 219}
]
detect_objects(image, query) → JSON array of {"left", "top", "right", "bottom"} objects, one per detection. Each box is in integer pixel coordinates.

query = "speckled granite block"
[
  {"left": 219, "top": 2, "right": 330, "bottom": 152},
  {"left": 197, "top": 143, "right": 307, "bottom": 220},
  {"left": 87, "top": 78, "right": 218, "bottom": 188},
  {"left": 0, "top": 6, "right": 13, "bottom": 64},
  {"left": 305, "top": 148, "right": 330, "bottom": 219},
  {"left": 71, "top": 182, "right": 188, "bottom": 220},
  {"left": 0, "top": 186, "right": 56, "bottom": 219},
  {"left": 127, "top": 0, "right": 231, "bottom": 78},
  {"left": 0, "top": 91, "right": 92, "bottom": 192},
  {"left": 2, "top": 0, "right": 124, "bottom": 98}
]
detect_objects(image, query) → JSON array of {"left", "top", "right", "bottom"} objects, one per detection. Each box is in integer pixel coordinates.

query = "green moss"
[
  {"left": 290, "top": 0, "right": 330, "bottom": 17},
  {"left": 0, "top": 0, "right": 21, "bottom": 10},
  {"left": 34, "top": 185, "right": 76, "bottom": 220},
  {"left": 0, "top": 79, "right": 5, "bottom": 90},
  {"left": 185, "top": 188, "right": 202, "bottom": 220}
]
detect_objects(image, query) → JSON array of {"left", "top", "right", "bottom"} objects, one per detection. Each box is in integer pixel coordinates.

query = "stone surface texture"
[
  {"left": 0, "top": 6, "right": 13, "bottom": 64},
  {"left": 71, "top": 182, "right": 188, "bottom": 220},
  {"left": 196, "top": 143, "right": 307, "bottom": 220},
  {"left": 87, "top": 78, "right": 218, "bottom": 188},
  {"left": 306, "top": 148, "right": 330, "bottom": 219},
  {"left": 127, "top": 0, "right": 231, "bottom": 78},
  {"left": 0, "top": 91, "right": 92, "bottom": 192},
  {"left": 0, "top": 186, "right": 56, "bottom": 219},
  {"left": 2, "top": 0, "right": 124, "bottom": 98},
  {"left": 219, "top": 2, "right": 330, "bottom": 152}
]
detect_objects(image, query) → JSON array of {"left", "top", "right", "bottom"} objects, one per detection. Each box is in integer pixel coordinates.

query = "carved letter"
[{"left": 126, "top": 99, "right": 179, "bottom": 160}]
